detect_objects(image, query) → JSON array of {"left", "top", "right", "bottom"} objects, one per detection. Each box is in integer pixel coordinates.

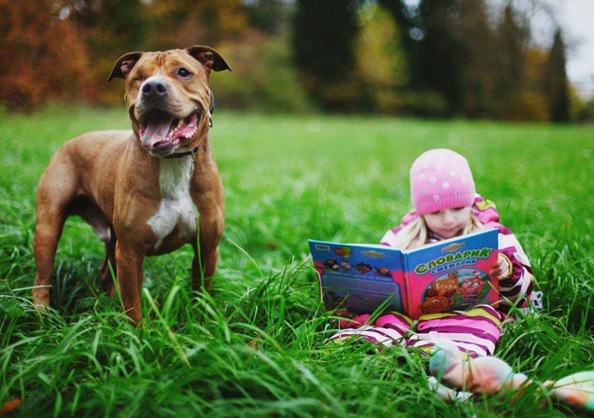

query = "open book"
[{"left": 308, "top": 229, "right": 499, "bottom": 319}]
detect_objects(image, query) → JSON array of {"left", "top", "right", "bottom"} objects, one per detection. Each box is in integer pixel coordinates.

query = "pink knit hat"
[{"left": 410, "top": 148, "right": 476, "bottom": 215}]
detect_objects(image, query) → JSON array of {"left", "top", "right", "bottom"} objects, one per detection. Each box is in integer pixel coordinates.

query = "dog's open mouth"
[{"left": 138, "top": 109, "right": 199, "bottom": 154}]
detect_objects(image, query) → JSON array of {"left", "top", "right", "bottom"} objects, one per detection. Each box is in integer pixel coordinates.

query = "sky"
[{"left": 558, "top": 0, "right": 594, "bottom": 97}]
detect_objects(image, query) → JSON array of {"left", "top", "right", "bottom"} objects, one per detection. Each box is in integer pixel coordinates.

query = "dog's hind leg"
[
  {"left": 33, "top": 209, "right": 66, "bottom": 308},
  {"left": 33, "top": 156, "right": 78, "bottom": 308},
  {"left": 99, "top": 233, "right": 117, "bottom": 295}
]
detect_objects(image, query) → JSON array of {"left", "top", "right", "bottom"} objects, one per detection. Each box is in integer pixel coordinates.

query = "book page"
[{"left": 309, "top": 240, "right": 405, "bottom": 314}]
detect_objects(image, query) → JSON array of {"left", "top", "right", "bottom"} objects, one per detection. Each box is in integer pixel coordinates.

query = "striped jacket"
[{"left": 380, "top": 194, "right": 534, "bottom": 313}]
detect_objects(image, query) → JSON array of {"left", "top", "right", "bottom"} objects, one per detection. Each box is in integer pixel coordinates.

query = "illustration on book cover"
[{"left": 309, "top": 228, "right": 498, "bottom": 318}]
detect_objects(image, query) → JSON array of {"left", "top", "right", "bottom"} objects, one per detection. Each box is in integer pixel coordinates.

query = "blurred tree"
[
  {"left": 0, "top": 0, "right": 573, "bottom": 121},
  {"left": 455, "top": 0, "right": 496, "bottom": 117},
  {"left": 494, "top": 2, "right": 534, "bottom": 119},
  {"left": 510, "top": 48, "right": 549, "bottom": 121},
  {"left": 378, "top": 0, "right": 423, "bottom": 89},
  {"left": 243, "top": 0, "right": 293, "bottom": 34},
  {"left": 417, "top": 0, "right": 466, "bottom": 113},
  {"left": 496, "top": 3, "right": 528, "bottom": 98},
  {"left": 62, "top": 0, "right": 147, "bottom": 104},
  {"left": 546, "top": 28, "right": 570, "bottom": 122},
  {"left": 142, "top": 0, "right": 249, "bottom": 49},
  {"left": 378, "top": 0, "right": 447, "bottom": 116},
  {"left": 576, "top": 97, "right": 594, "bottom": 122},
  {"left": 292, "top": 0, "right": 361, "bottom": 111},
  {"left": 63, "top": 0, "right": 250, "bottom": 104},
  {"left": 143, "top": 0, "right": 303, "bottom": 111},
  {"left": 381, "top": 0, "right": 494, "bottom": 117},
  {"left": 0, "top": 0, "right": 88, "bottom": 111},
  {"left": 568, "top": 84, "right": 585, "bottom": 122},
  {"left": 212, "top": 31, "right": 312, "bottom": 112},
  {"left": 354, "top": 3, "right": 408, "bottom": 113}
]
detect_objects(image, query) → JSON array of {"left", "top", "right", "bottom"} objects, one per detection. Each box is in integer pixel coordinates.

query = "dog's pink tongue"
[{"left": 142, "top": 121, "right": 171, "bottom": 146}]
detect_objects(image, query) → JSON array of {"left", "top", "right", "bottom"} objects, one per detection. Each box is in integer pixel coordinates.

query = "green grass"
[{"left": 0, "top": 106, "right": 593, "bottom": 417}]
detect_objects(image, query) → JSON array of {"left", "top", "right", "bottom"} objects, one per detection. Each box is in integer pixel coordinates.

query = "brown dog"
[{"left": 32, "top": 46, "right": 230, "bottom": 324}]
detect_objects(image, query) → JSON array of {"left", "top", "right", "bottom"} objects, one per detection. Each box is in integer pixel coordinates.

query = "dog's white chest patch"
[{"left": 147, "top": 157, "right": 197, "bottom": 248}]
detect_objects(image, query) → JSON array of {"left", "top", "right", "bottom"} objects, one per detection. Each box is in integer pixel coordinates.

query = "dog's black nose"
[{"left": 141, "top": 80, "right": 168, "bottom": 97}]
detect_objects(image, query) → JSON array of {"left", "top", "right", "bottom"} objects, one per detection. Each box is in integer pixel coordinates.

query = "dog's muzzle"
[
  {"left": 134, "top": 76, "right": 205, "bottom": 157},
  {"left": 141, "top": 79, "right": 168, "bottom": 100},
  {"left": 139, "top": 76, "right": 171, "bottom": 108}
]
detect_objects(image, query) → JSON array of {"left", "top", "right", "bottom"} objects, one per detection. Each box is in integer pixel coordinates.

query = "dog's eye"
[{"left": 177, "top": 68, "right": 192, "bottom": 78}]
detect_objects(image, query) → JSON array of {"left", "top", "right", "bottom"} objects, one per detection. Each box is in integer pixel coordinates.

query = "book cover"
[{"left": 308, "top": 228, "right": 499, "bottom": 319}]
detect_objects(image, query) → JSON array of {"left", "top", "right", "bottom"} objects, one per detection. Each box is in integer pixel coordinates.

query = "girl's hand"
[{"left": 490, "top": 254, "right": 512, "bottom": 280}]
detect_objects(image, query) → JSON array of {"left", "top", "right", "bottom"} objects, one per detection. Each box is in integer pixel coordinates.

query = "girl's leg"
[
  {"left": 404, "top": 305, "right": 503, "bottom": 401},
  {"left": 429, "top": 337, "right": 594, "bottom": 410},
  {"left": 329, "top": 312, "right": 412, "bottom": 347},
  {"left": 406, "top": 304, "right": 503, "bottom": 357}
]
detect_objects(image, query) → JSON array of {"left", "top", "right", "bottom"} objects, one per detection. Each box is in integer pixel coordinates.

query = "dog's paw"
[{"left": 31, "top": 288, "right": 50, "bottom": 309}]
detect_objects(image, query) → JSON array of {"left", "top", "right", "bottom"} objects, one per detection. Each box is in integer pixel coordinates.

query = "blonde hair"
[{"left": 390, "top": 212, "right": 483, "bottom": 251}]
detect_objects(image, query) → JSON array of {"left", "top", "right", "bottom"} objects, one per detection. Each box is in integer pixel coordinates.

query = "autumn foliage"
[
  {"left": 0, "top": 0, "right": 581, "bottom": 122},
  {"left": 0, "top": 0, "right": 88, "bottom": 111}
]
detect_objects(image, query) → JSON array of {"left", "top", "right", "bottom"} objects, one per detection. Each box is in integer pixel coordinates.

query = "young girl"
[
  {"left": 331, "top": 148, "right": 534, "bottom": 357},
  {"left": 329, "top": 149, "right": 594, "bottom": 408}
]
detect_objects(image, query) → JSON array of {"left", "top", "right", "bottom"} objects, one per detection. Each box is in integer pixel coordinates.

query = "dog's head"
[{"left": 108, "top": 46, "right": 230, "bottom": 158}]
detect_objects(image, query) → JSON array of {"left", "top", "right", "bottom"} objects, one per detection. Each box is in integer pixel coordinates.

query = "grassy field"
[{"left": 0, "top": 107, "right": 593, "bottom": 417}]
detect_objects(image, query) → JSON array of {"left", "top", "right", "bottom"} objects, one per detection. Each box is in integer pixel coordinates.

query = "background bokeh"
[{"left": 1, "top": 0, "right": 593, "bottom": 122}]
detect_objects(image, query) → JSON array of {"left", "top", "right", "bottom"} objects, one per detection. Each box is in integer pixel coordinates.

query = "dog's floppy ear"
[
  {"left": 185, "top": 45, "right": 231, "bottom": 75},
  {"left": 108, "top": 51, "right": 143, "bottom": 81}
]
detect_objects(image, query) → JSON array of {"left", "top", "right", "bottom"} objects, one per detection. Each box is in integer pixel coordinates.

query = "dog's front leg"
[
  {"left": 115, "top": 241, "right": 144, "bottom": 324},
  {"left": 191, "top": 158, "right": 224, "bottom": 290},
  {"left": 192, "top": 202, "right": 224, "bottom": 290}
]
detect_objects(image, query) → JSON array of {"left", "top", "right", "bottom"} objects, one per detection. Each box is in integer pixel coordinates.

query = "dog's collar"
[
  {"left": 208, "top": 90, "right": 215, "bottom": 127},
  {"left": 164, "top": 146, "right": 200, "bottom": 159}
]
